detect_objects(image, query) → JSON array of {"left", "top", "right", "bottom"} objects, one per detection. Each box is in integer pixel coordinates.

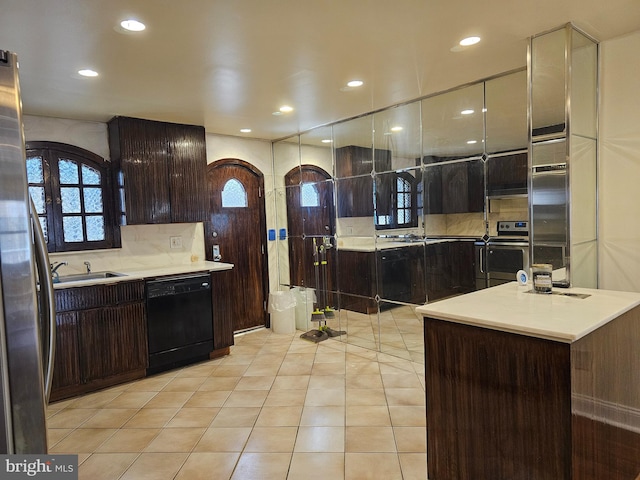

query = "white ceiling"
[{"left": 1, "top": 0, "right": 638, "bottom": 141}]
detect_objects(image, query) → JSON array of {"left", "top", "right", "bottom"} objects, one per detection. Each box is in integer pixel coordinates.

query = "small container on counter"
[{"left": 532, "top": 264, "right": 553, "bottom": 293}]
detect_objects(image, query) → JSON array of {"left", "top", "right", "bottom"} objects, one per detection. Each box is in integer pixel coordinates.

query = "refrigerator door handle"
[{"left": 30, "top": 200, "right": 56, "bottom": 403}]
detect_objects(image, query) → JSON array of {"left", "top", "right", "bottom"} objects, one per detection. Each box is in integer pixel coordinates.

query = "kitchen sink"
[{"left": 55, "top": 271, "right": 127, "bottom": 283}]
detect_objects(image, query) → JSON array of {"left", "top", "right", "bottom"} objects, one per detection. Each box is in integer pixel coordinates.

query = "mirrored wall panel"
[{"left": 271, "top": 32, "right": 597, "bottom": 359}]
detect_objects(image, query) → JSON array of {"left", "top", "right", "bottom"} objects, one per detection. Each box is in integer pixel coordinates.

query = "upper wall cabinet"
[{"left": 108, "top": 117, "right": 207, "bottom": 225}]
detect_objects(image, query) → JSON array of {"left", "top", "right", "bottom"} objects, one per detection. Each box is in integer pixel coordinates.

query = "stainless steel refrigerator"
[{"left": 0, "top": 50, "right": 56, "bottom": 453}]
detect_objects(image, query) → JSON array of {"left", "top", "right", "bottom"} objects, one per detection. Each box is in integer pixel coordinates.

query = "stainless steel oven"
[
  {"left": 476, "top": 221, "right": 530, "bottom": 289},
  {"left": 486, "top": 240, "right": 529, "bottom": 287}
]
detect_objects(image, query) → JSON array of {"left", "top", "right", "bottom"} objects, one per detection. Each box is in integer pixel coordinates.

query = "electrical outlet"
[{"left": 170, "top": 236, "right": 182, "bottom": 249}]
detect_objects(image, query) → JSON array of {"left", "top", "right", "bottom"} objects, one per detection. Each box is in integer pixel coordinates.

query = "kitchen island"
[{"left": 416, "top": 282, "right": 640, "bottom": 480}]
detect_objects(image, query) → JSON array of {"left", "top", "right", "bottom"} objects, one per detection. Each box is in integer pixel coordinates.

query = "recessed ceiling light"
[
  {"left": 120, "top": 19, "right": 146, "bottom": 32},
  {"left": 461, "top": 109, "right": 474, "bottom": 115},
  {"left": 459, "top": 36, "right": 481, "bottom": 46},
  {"left": 347, "top": 80, "right": 364, "bottom": 88},
  {"left": 240, "top": 128, "right": 252, "bottom": 133},
  {"left": 390, "top": 126, "right": 403, "bottom": 132},
  {"left": 78, "top": 69, "right": 98, "bottom": 77},
  {"left": 272, "top": 111, "right": 283, "bottom": 116},
  {"left": 321, "top": 139, "right": 333, "bottom": 144},
  {"left": 279, "top": 105, "right": 294, "bottom": 113},
  {"left": 467, "top": 140, "right": 477, "bottom": 144}
]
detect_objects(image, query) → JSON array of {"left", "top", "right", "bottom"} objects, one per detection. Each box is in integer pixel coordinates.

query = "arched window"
[
  {"left": 375, "top": 171, "right": 417, "bottom": 229},
  {"left": 300, "top": 183, "right": 320, "bottom": 207},
  {"left": 221, "top": 178, "right": 248, "bottom": 207},
  {"left": 26, "top": 141, "right": 119, "bottom": 252}
]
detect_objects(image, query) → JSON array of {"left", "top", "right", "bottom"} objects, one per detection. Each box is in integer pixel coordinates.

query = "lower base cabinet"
[
  {"left": 50, "top": 272, "right": 234, "bottom": 403},
  {"left": 50, "top": 280, "right": 147, "bottom": 402},
  {"left": 211, "top": 270, "right": 235, "bottom": 352},
  {"left": 336, "top": 242, "right": 475, "bottom": 314}
]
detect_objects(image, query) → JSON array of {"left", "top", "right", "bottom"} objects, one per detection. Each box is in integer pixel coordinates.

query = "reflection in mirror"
[
  {"left": 336, "top": 305, "right": 379, "bottom": 352},
  {"left": 334, "top": 115, "right": 374, "bottom": 177},
  {"left": 378, "top": 300, "right": 424, "bottom": 363},
  {"left": 531, "top": 27, "right": 566, "bottom": 136},
  {"left": 374, "top": 167, "right": 421, "bottom": 233},
  {"left": 423, "top": 159, "right": 485, "bottom": 237},
  {"left": 373, "top": 102, "right": 421, "bottom": 173},
  {"left": 422, "top": 83, "right": 484, "bottom": 160},
  {"left": 570, "top": 29, "right": 598, "bottom": 139},
  {"left": 485, "top": 70, "right": 528, "bottom": 153},
  {"left": 300, "top": 127, "right": 334, "bottom": 176},
  {"left": 273, "top": 137, "right": 300, "bottom": 180},
  {"left": 376, "top": 243, "right": 426, "bottom": 305}
]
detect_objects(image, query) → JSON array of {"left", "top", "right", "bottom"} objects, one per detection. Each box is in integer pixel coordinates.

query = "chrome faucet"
[
  {"left": 84, "top": 261, "right": 92, "bottom": 274},
  {"left": 50, "top": 261, "right": 68, "bottom": 282}
]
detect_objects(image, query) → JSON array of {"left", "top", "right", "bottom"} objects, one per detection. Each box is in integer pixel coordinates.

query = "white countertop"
[
  {"left": 337, "top": 238, "right": 466, "bottom": 252},
  {"left": 53, "top": 261, "right": 234, "bottom": 289},
  {"left": 416, "top": 282, "right": 640, "bottom": 343}
]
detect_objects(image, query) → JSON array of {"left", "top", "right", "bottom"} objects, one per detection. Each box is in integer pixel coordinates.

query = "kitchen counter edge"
[
  {"left": 53, "top": 261, "right": 234, "bottom": 289},
  {"left": 415, "top": 282, "right": 640, "bottom": 343}
]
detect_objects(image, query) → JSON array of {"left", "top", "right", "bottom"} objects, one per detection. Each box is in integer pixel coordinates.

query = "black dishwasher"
[{"left": 146, "top": 274, "right": 213, "bottom": 375}]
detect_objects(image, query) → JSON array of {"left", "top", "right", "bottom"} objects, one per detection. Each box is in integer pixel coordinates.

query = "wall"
[
  {"left": 599, "top": 29, "right": 640, "bottom": 292},
  {"left": 23, "top": 116, "right": 275, "bottom": 282}
]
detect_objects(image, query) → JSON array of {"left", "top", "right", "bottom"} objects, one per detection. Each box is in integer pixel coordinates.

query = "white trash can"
[
  {"left": 291, "top": 287, "right": 316, "bottom": 331},
  {"left": 268, "top": 291, "right": 296, "bottom": 334}
]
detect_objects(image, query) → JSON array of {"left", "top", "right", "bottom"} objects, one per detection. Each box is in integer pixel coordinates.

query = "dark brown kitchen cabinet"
[
  {"left": 425, "top": 241, "right": 475, "bottom": 302},
  {"left": 486, "top": 152, "right": 528, "bottom": 196},
  {"left": 335, "top": 146, "right": 391, "bottom": 217},
  {"left": 50, "top": 280, "right": 147, "bottom": 402},
  {"left": 108, "top": 116, "right": 207, "bottom": 225},
  {"left": 210, "top": 270, "right": 235, "bottom": 354},
  {"left": 441, "top": 160, "right": 484, "bottom": 214},
  {"left": 336, "top": 249, "right": 377, "bottom": 314},
  {"left": 423, "top": 159, "right": 484, "bottom": 214},
  {"left": 376, "top": 246, "right": 426, "bottom": 305},
  {"left": 50, "top": 311, "right": 81, "bottom": 393},
  {"left": 78, "top": 303, "right": 147, "bottom": 383},
  {"left": 337, "top": 246, "right": 427, "bottom": 313}
]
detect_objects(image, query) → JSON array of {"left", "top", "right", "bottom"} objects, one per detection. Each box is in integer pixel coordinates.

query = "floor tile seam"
[
  {"left": 143, "top": 426, "right": 211, "bottom": 455},
  {"left": 77, "top": 408, "right": 141, "bottom": 430},
  {"left": 79, "top": 451, "right": 144, "bottom": 480}
]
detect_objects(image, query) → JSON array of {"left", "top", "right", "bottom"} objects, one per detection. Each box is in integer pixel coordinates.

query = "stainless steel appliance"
[
  {"left": 146, "top": 274, "right": 214, "bottom": 375},
  {"left": 0, "top": 50, "right": 56, "bottom": 453},
  {"left": 530, "top": 139, "right": 570, "bottom": 286},
  {"left": 476, "top": 221, "right": 530, "bottom": 289}
]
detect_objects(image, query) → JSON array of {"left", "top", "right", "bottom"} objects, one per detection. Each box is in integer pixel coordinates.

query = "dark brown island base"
[{"left": 416, "top": 282, "right": 640, "bottom": 480}]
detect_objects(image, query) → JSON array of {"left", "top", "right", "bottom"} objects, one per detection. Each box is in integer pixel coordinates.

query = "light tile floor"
[{"left": 47, "top": 325, "right": 427, "bottom": 480}]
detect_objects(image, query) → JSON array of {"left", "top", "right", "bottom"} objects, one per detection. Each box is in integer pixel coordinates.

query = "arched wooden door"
[
  {"left": 205, "top": 159, "right": 268, "bottom": 332},
  {"left": 284, "top": 165, "right": 336, "bottom": 298}
]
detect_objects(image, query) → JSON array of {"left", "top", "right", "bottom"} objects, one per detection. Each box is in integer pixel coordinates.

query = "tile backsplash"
[{"left": 48, "top": 223, "right": 206, "bottom": 274}]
